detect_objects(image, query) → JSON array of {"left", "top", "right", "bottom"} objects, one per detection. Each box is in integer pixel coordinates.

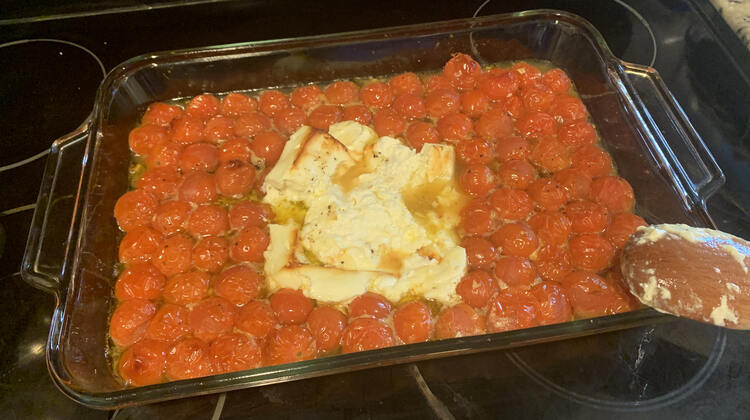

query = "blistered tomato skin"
[
  {"left": 307, "top": 306, "right": 347, "bottom": 353},
  {"left": 341, "top": 318, "right": 395, "bottom": 353},
  {"left": 393, "top": 301, "right": 432, "bottom": 344},
  {"left": 270, "top": 288, "right": 314, "bottom": 325},
  {"left": 265, "top": 325, "right": 317, "bottom": 365}
]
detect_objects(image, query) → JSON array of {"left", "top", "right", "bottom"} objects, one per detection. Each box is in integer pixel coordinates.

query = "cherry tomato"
[
  {"left": 136, "top": 166, "right": 181, "bottom": 201},
  {"left": 342, "top": 105, "right": 373, "bottom": 125},
  {"left": 495, "top": 136, "right": 530, "bottom": 162},
  {"left": 269, "top": 288, "right": 314, "bottom": 325},
  {"left": 591, "top": 176, "right": 634, "bottom": 213},
  {"left": 145, "top": 303, "right": 191, "bottom": 343},
  {"left": 392, "top": 93, "right": 426, "bottom": 120},
  {"left": 214, "top": 265, "right": 263, "bottom": 306},
  {"left": 456, "top": 270, "right": 498, "bottom": 308},
  {"left": 146, "top": 140, "right": 183, "bottom": 168},
  {"left": 559, "top": 120, "right": 596, "bottom": 148},
  {"left": 455, "top": 137, "right": 493, "bottom": 165},
  {"left": 491, "top": 222, "right": 538, "bottom": 258},
  {"left": 460, "top": 199, "right": 495, "bottom": 236},
  {"left": 459, "top": 164, "right": 495, "bottom": 197},
  {"left": 496, "top": 159, "right": 537, "bottom": 189},
  {"left": 190, "top": 297, "right": 236, "bottom": 341},
  {"left": 605, "top": 212, "right": 647, "bottom": 249},
  {"left": 192, "top": 236, "right": 229, "bottom": 273},
  {"left": 515, "top": 112, "right": 557, "bottom": 139},
  {"left": 527, "top": 177, "right": 569, "bottom": 210},
  {"left": 218, "top": 136, "right": 253, "bottom": 163},
  {"left": 186, "top": 94, "right": 220, "bottom": 120},
  {"left": 153, "top": 233, "right": 193, "bottom": 276},
  {"left": 533, "top": 244, "right": 573, "bottom": 283},
  {"left": 461, "top": 236, "right": 498, "bottom": 270},
  {"left": 393, "top": 300, "right": 432, "bottom": 344},
  {"left": 235, "top": 300, "right": 278, "bottom": 339},
  {"left": 488, "top": 188, "right": 534, "bottom": 221},
  {"left": 219, "top": 92, "right": 258, "bottom": 117},
  {"left": 341, "top": 318, "right": 395, "bottom": 353},
  {"left": 210, "top": 332, "right": 263, "bottom": 373},
  {"left": 373, "top": 108, "right": 407, "bottom": 137},
  {"left": 460, "top": 89, "right": 489, "bottom": 118},
  {"left": 530, "top": 138, "right": 571, "bottom": 173},
  {"left": 424, "top": 74, "right": 453, "bottom": 93},
  {"left": 389, "top": 72, "right": 423, "bottom": 96},
  {"left": 171, "top": 115, "right": 205, "bottom": 145},
  {"left": 528, "top": 210, "right": 572, "bottom": 246},
  {"left": 475, "top": 108, "right": 513, "bottom": 141},
  {"left": 348, "top": 292, "right": 392, "bottom": 319},
  {"left": 274, "top": 107, "right": 307, "bottom": 136},
  {"left": 250, "top": 130, "right": 286, "bottom": 165},
  {"left": 215, "top": 160, "right": 256, "bottom": 197},
  {"left": 110, "top": 298, "right": 157, "bottom": 347},
  {"left": 204, "top": 114, "right": 237, "bottom": 143},
  {"left": 550, "top": 94, "right": 587, "bottom": 123},
  {"left": 114, "top": 189, "right": 158, "bottom": 232},
  {"left": 405, "top": 121, "right": 439, "bottom": 151},
  {"left": 129, "top": 124, "right": 169, "bottom": 156},
  {"left": 478, "top": 69, "right": 519, "bottom": 99},
  {"left": 163, "top": 270, "right": 210, "bottom": 305},
  {"left": 179, "top": 143, "right": 220, "bottom": 174},
  {"left": 119, "top": 226, "right": 164, "bottom": 264},
  {"left": 511, "top": 62, "right": 542, "bottom": 85},
  {"left": 443, "top": 53, "right": 481, "bottom": 91},
  {"left": 568, "top": 233, "right": 614, "bottom": 272},
  {"left": 324, "top": 81, "right": 359, "bottom": 105},
  {"left": 166, "top": 337, "right": 213, "bottom": 380},
  {"left": 228, "top": 201, "right": 273, "bottom": 230},
  {"left": 494, "top": 256, "right": 537, "bottom": 289},
  {"left": 562, "top": 271, "right": 636, "bottom": 318},
  {"left": 542, "top": 68, "right": 572, "bottom": 94},
  {"left": 360, "top": 81, "right": 394, "bottom": 109},
  {"left": 571, "top": 144, "right": 614, "bottom": 177},
  {"left": 306, "top": 306, "right": 347, "bottom": 353},
  {"left": 425, "top": 88, "right": 460, "bottom": 119},
  {"left": 178, "top": 172, "right": 217, "bottom": 204},
  {"left": 142, "top": 102, "right": 183, "bottom": 126},
  {"left": 290, "top": 85, "right": 324, "bottom": 111},
  {"left": 230, "top": 226, "right": 269, "bottom": 263},
  {"left": 119, "top": 338, "right": 167, "bottom": 386},
  {"left": 437, "top": 112, "right": 473, "bottom": 141},
  {"left": 498, "top": 94, "right": 524, "bottom": 119},
  {"left": 234, "top": 113, "right": 272, "bottom": 138},
  {"left": 529, "top": 281, "right": 573, "bottom": 325},
  {"left": 153, "top": 200, "right": 191, "bottom": 235},
  {"left": 265, "top": 325, "right": 317, "bottom": 365},
  {"left": 308, "top": 105, "right": 343, "bottom": 131},
  {"left": 434, "top": 303, "right": 485, "bottom": 339},
  {"left": 553, "top": 167, "right": 592, "bottom": 201},
  {"left": 486, "top": 290, "right": 540, "bottom": 333},
  {"left": 521, "top": 85, "right": 555, "bottom": 113},
  {"left": 259, "top": 90, "right": 290, "bottom": 117},
  {"left": 116, "top": 263, "right": 166, "bottom": 301},
  {"left": 565, "top": 200, "right": 609, "bottom": 234}
]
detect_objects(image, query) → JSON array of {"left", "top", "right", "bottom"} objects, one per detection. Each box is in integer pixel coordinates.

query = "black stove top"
[{"left": 1, "top": 1, "right": 749, "bottom": 418}]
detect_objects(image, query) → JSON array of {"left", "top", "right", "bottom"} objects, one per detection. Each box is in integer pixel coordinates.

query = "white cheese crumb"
[{"left": 708, "top": 295, "right": 739, "bottom": 326}]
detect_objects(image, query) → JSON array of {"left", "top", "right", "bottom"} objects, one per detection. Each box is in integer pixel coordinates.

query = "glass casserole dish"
[{"left": 21, "top": 9, "right": 724, "bottom": 409}]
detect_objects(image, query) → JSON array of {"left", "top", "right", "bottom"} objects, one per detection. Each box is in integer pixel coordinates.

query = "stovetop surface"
[{"left": 1, "top": 1, "right": 749, "bottom": 418}]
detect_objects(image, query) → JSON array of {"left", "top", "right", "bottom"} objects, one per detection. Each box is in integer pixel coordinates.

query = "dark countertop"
[{"left": 1, "top": 0, "right": 749, "bottom": 418}]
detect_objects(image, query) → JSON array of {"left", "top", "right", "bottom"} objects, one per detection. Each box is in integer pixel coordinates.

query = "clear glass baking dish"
[{"left": 21, "top": 9, "right": 724, "bottom": 409}]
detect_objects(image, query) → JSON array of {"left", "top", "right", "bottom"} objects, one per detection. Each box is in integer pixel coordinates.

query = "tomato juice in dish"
[{"left": 110, "top": 53, "right": 645, "bottom": 386}]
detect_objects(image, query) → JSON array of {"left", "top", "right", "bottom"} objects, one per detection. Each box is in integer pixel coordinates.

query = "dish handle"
[
  {"left": 22, "top": 119, "right": 91, "bottom": 296},
  {"left": 615, "top": 63, "right": 725, "bottom": 206}
]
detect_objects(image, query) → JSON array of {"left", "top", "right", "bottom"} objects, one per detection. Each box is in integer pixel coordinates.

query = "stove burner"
[
  {"left": 506, "top": 321, "right": 726, "bottom": 411},
  {"left": 472, "top": 0, "right": 658, "bottom": 66},
  {"left": 0, "top": 39, "right": 104, "bottom": 170}
]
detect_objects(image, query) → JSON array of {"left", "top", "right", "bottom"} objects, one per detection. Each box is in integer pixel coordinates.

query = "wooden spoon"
[{"left": 620, "top": 224, "right": 750, "bottom": 329}]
